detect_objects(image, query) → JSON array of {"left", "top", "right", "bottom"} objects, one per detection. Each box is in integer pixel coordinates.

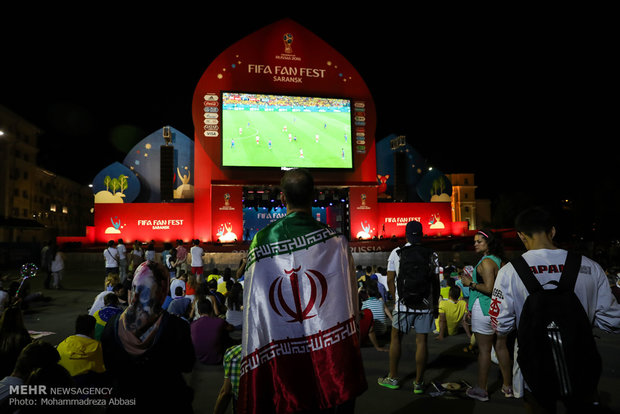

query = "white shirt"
[
  {"left": 170, "top": 279, "right": 186, "bottom": 299},
  {"left": 491, "top": 248, "right": 620, "bottom": 397},
  {"left": 103, "top": 247, "right": 119, "bottom": 268},
  {"left": 117, "top": 243, "right": 127, "bottom": 260},
  {"left": 190, "top": 246, "right": 204, "bottom": 267},
  {"left": 387, "top": 243, "right": 440, "bottom": 313},
  {"left": 491, "top": 248, "right": 620, "bottom": 335},
  {"left": 89, "top": 290, "right": 109, "bottom": 315}
]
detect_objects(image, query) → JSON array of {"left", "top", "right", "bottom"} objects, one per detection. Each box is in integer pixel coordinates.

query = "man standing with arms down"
[
  {"left": 491, "top": 207, "right": 620, "bottom": 412},
  {"left": 238, "top": 168, "right": 367, "bottom": 414},
  {"left": 378, "top": 220, "right": 440, "bottom": 394}
]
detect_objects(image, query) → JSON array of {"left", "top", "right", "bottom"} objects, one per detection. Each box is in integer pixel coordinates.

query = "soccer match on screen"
[{"left": 221, "top": 92, "right": 353, "bottom": 169}]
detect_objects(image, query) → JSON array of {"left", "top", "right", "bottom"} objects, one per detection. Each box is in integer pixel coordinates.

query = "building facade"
[
  {"left": 447, "top": 173, "right": 491, "bottom": 231},
  {"left": 0, "top": 105, "right": 93, "bottom": 243}
]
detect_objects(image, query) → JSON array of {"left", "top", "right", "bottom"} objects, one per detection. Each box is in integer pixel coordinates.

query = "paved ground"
[{"left": 6, "top": 258, "right": 620, "bottom": 414}]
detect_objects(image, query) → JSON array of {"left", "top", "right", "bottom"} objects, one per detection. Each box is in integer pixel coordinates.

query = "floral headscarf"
[{"left": 117, "top": 261, "right": 169, "bottom": 355}]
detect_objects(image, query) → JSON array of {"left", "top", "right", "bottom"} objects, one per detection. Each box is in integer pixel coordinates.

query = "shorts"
[
  {"left": 374, "top": 320, "right": 388, "bottom": 336},
  {"left": 392, "top": 311, "right": 434, "bottom": 334},
  {"left": 471, "top": 298, "right": 494, "bottom": 335},
  {"left": 191, "top": 266, "right": 203, "bottom": 275}
]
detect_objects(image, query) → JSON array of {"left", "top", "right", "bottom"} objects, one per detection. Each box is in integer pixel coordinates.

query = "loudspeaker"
[
  {"left": 393, "top": 151, "right": 407, "bottom": 201},
  {"left": 160, "top": 145, "right": 174, "bottom": 201}
]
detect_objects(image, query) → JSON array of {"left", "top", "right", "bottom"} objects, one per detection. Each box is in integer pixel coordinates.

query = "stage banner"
[
  {"left": 349, "top": 187, "right": 378, "bottom": 240},
  {"left": 378, "top": 202, "right": 453, "bottom": 238},
  {"left": 191, "top": 18, "right": 377, "bottom": 186},
  {"left": 242, "top": 207, "right": 330, "bottom": 242},
  {"left": 94, "top": 203, "right": 194, "bottom": 244},
  {"left": 211, "top": 186, "right": 243, "bottom": 242}
]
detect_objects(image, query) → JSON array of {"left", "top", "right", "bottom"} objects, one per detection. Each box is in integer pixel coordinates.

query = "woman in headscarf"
[{"left": 101, "top": 261, "right": 195, "bottom": 412}]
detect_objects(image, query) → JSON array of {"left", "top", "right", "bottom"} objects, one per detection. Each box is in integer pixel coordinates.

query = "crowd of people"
[
  {"left": 0, "top": 237, "right": 249, "bottom": 413},
  {"left": 1, "top": 168, "right": 620, "bottom": 413}
]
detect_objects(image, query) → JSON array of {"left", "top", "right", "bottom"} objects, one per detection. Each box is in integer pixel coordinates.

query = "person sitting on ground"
[
  {"left": 0, "top": 305, "right": 32, "bottom": 379},
  {"left": 100, "top": 261, "right": 195, "bottom": 413},
  {"left": 164, "top": 275, "right": 187, "bottom": 311},
  {"left": 217, "top": 267, "right": 233, "bottom": 297},
  {"left": 213, "top": 344, "right": 242, "bottom": 414},
  {"left": 358, "top": 265, "right": 373, "bottom": 290},
  {"left": 440, "top": 275, "right": 459, "bottom": 299},
  {"left": 21, "top": 362, "right": 77, "bottom": 413},
  {"left": 56, "top": 314, "right": 106, "bottom": 385},
  {"left": 190, "top": 295, "right": 232, "bottom": 365},
  {"left": 104, "top": 273, "right": 121, "bottom": 292},
  {"left": 207, "top": 268, "right": 221, "bottom": 285},
  {"left": 88, "top": 282, "right": 125, "bottom": 316},
  {"left": 207, "top": 279, "right": 226, "bottom": 313},
  {"left": 361, "top": 279, "right": 392, "bottom": 352},
  {"left": 435, "top": 286, "right": 468, "bottom": 340},
  {"left": 93, "top": 293, "right": 123, "bottom": 340},
  {"left": 0, "top": 340, "right": 61, "bottom": 407},
  {"left": 372, "top": 267, "right": 390, "bottom": 302},
  {"left": 167, "top": 287, "right": 192, "bottom": 323},
  {"left": 185, "top": 272, "right": 198, "bottom": 301},
  {"left": 225, "top": 282, "right": 243, "bottom": 334}
]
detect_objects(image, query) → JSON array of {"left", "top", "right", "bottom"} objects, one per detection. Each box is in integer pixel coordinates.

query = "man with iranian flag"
[{"left": 237, "top": 168, "right": 367, "bottom": 414}]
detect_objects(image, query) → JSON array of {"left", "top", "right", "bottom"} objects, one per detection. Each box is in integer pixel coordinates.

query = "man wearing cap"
[{"left": 378, "top": 220, "right": 440, "bottom": 394}]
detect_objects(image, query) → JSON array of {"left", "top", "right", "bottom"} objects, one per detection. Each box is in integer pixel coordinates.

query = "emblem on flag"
[{"left": 268, "top": 266, "right": 328, "bottom": 323}]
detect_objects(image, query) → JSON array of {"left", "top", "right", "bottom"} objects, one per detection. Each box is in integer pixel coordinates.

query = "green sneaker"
[
  {"left": 377, "top": 376, "right": 400, "bottom": 390},
  {"left": 413, "top": 381, "right": 425, "bottom": 394}
]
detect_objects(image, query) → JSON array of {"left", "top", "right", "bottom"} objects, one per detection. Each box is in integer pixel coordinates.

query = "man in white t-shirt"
[
  {"left": 190, "top": 239, "right": 205, "bottom": 278},
  {"left": 491, "top": 207, "right": 620, "bottom": 411},
  {"left": 103, "top": 240, "right": 119, "bottom": 275},
  {"left": 378, "top": 221, "right": 440, "bottom": 394}
]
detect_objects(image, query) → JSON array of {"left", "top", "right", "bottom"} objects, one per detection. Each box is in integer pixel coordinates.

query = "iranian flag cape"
[{"left": 237, "top": 212, "right": 367, "bottom": 414}]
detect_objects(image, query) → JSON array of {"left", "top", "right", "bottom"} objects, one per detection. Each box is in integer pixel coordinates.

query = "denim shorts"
[{"left": 392, "top": 310, "right": 434, "bottom": 334}]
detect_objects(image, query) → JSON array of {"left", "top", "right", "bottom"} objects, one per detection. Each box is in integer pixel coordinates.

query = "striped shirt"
[{"left": 361, "top": 297, "right": 388, "bottom": 324}]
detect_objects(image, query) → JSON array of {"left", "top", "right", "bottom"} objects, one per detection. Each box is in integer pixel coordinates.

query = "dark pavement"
[{"left": 7, "top": 255, "right": 620, "bottom": 414}]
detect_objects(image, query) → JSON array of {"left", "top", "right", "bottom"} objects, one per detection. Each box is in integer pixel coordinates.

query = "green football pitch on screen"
[{"left": 222, "top": 109, "right": 353, "bottom": 168}]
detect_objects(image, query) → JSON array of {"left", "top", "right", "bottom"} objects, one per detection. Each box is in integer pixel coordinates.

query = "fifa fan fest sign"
[
  {"left": 190, "top": 18, "right": 378, "bottom": 242},
  {"left": 93, "top": 203, "right": 194, "bottom": 243},
  {"left": 86, "top": 19, "right": 461, "bottom": 245}
]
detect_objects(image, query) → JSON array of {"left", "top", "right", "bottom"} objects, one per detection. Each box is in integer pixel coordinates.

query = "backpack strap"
[
  {"left": 512, "top": 255, "right": 543, "bottom": 294},
  {"left": 557, "top": 251, "right": 582, "bottom": 292},
  {"left": 512, "top": 252, "right": 582, "bottom": 294}
]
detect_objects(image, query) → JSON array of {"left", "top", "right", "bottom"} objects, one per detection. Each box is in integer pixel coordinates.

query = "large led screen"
[{"left": 221, "top": 92, "right": 353, "bottom": 169}]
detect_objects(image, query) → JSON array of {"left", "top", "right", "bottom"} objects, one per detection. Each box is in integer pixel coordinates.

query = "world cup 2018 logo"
[
  {"left": 269, "top": 266, "right": 328, "bottom": 323},
  {"left": 283, "top": 33, "right": 293, "bottom": 54}
]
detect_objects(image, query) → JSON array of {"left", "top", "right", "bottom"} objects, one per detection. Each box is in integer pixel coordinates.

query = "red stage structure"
[{"left": 82, "top": 19, "right": 466, "bottom": 247}]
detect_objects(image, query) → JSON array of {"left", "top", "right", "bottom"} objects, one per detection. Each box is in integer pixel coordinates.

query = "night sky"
[{"left": 2, "top": 11, "right": 616, "bottom": 234}]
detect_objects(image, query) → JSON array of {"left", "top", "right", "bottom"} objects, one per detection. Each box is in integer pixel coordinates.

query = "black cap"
[{"left": 406, "top": 220, "right": 423, "bottom": 243}]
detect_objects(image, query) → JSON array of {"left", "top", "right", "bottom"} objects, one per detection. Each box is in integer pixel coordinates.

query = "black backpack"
[
  {"left": 512, "top": 252, "right": 602, "bottom": 400},
  {"left": 396, "top": 244, "right": 433, "bottom": 309}
]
